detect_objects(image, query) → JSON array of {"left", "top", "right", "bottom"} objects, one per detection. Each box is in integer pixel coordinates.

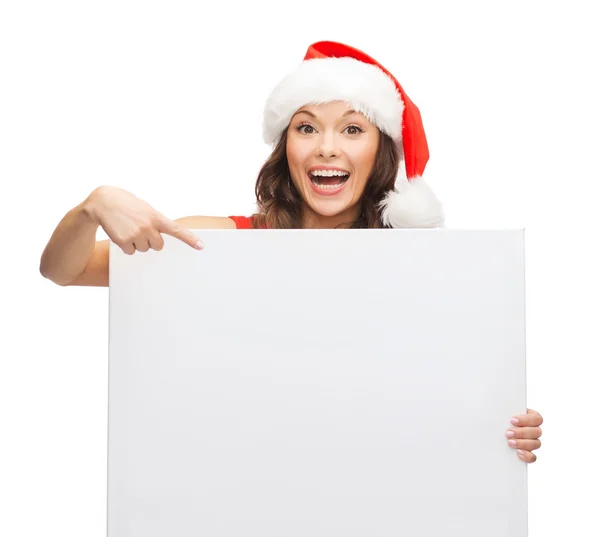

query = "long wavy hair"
[{"left": 252, "top": 127, "right": 401, "bottom": 229}]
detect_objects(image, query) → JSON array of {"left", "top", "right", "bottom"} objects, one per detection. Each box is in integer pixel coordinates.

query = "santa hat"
[{"left": 262, "top": 41, "right": 445, "bottom": 228}]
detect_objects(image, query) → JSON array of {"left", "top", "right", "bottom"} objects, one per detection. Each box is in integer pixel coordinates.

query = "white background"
[{"left": 1, "top": 1, "right": 598, "bottom": 535}]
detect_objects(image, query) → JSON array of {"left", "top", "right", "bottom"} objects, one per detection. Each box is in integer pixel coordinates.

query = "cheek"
[
  {"left": 354, "top": 146, "right": 378, "bottom": 182},
  {"left": 286, "top": 140, "right": 312, "bottom": 178}
]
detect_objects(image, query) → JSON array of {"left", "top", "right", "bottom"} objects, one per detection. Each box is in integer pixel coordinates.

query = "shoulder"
[{"left": 174, "top": 215, "right": 237, "bottom": 229}]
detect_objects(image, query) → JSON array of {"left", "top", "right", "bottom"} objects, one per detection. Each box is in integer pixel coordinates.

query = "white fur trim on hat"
[
  {"left": 263, "top": 57, "right": 404, "bottom": 145},
  {"left": 379, "top": 175, "right": 445, "bottom": 228}
]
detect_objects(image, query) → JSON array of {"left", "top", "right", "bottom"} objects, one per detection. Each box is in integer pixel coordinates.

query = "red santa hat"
[{"left": 262, "top": 41, "right": 445, "bottom": 228}]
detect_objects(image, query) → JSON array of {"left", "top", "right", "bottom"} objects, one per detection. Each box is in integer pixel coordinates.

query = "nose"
[{"left": 316, "top": 130, "right": 339, "bottom": 158}]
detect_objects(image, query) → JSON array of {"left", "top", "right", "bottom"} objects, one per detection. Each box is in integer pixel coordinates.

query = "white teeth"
[
  {"left": 310, "top": 170, "right": 349, "bottom": 177},
  {"left": 308, "top": 169, "right": 350, "bottom": 191},
  {"left": 313, "top": 182, "right": 344, "bottom": 190}
]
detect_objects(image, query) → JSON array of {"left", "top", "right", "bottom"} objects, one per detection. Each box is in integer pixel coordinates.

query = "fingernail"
[
  {"left": 517, "top": 449, "right": 525, "bottom": 457},
  {"left": 196, "top": 241, "right": 204, "bottom": 250},
  {"left": 510, "top": 418, "right": 520, "bottom": 425},
  {"left": 508, "top": 439, "right": 517, "bottom": 447},
  {"left": 505, "top": 430, "right": 515, "bottom": 438}
]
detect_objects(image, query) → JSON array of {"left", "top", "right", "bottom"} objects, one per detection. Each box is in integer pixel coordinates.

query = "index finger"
[
  {"left": 511, "top": 409, "right": 543, "bottom": 427},
  {"left": 158, "top": 217, "right": 204, "bottom": 250}
]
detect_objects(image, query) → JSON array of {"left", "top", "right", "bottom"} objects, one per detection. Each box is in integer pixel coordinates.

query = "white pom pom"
[{"left": 379, "top": 175, "right": 445, "bottom": 228}]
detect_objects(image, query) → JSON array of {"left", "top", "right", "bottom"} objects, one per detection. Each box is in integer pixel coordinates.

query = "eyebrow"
[{"left": 293, "top": 109, "right": 359, "bottom": 119}]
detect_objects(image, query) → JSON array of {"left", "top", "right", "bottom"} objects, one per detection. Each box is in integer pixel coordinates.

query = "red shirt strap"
[{"left": 228, "top": 216, "right": 253, "bottom": 229}]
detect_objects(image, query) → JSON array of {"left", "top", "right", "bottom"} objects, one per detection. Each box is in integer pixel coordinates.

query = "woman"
[{"left": 39, "top": 40, "right": 544, "bottom": 462}]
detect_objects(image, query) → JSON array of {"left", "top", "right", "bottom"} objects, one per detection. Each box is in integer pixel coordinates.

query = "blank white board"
[{"left": 108, "top": 229, "right": 528, "bottom": 536}]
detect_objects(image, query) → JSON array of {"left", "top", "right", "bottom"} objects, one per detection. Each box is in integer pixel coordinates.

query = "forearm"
[{"left": 39, "top": 199, "right": 100, "bottom": 286}]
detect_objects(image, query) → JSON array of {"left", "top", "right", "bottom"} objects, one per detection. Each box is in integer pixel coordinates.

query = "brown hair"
[{"left": 252, "top": 127, "right": 401, "bottom": 229}]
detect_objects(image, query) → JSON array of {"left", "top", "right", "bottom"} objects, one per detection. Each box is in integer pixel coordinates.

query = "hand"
[
  {"left": 505, "top": 408, "right": 543, "bottom": 463},
  {"left": 85, "top": 185, "right": 203, "bottom": 255}
]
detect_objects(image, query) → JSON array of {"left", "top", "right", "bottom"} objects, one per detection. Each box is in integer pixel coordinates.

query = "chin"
[
  {"left": 308, "top": 200, "right": 351, "bottom": 217},
  {"left": 303, "top": 192, "right": 360, "bottom": 219}
]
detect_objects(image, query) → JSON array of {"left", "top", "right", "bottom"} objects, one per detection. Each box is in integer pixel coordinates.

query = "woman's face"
[{"left": 286, "top": 101, "right": 380, "bottom": 227}]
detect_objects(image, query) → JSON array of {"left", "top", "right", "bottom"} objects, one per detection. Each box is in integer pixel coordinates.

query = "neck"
[{"left": 300, "top": 203, "right": 362, "bottom": 229}]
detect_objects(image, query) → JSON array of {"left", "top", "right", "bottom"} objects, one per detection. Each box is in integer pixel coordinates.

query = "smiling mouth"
[{"left": 308, "top": 171, "right": 350, "bottom": 190}]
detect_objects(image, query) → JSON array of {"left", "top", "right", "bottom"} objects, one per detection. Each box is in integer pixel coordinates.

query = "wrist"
[{"left": 80, "top": 186, "right": 106, "bottom": 225}]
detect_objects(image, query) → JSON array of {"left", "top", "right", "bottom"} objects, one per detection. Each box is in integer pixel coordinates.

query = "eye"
[
  {"left": 345, "top": 125, "right": 365, "bottom": 135},
  {"left": 296, "top": 123, "right": 316, "bottom": 134}
]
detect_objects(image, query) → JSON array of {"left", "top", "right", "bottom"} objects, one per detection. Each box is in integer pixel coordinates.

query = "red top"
[{"left": 228, "top": 216, "right": 254, "bottom": 229}]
